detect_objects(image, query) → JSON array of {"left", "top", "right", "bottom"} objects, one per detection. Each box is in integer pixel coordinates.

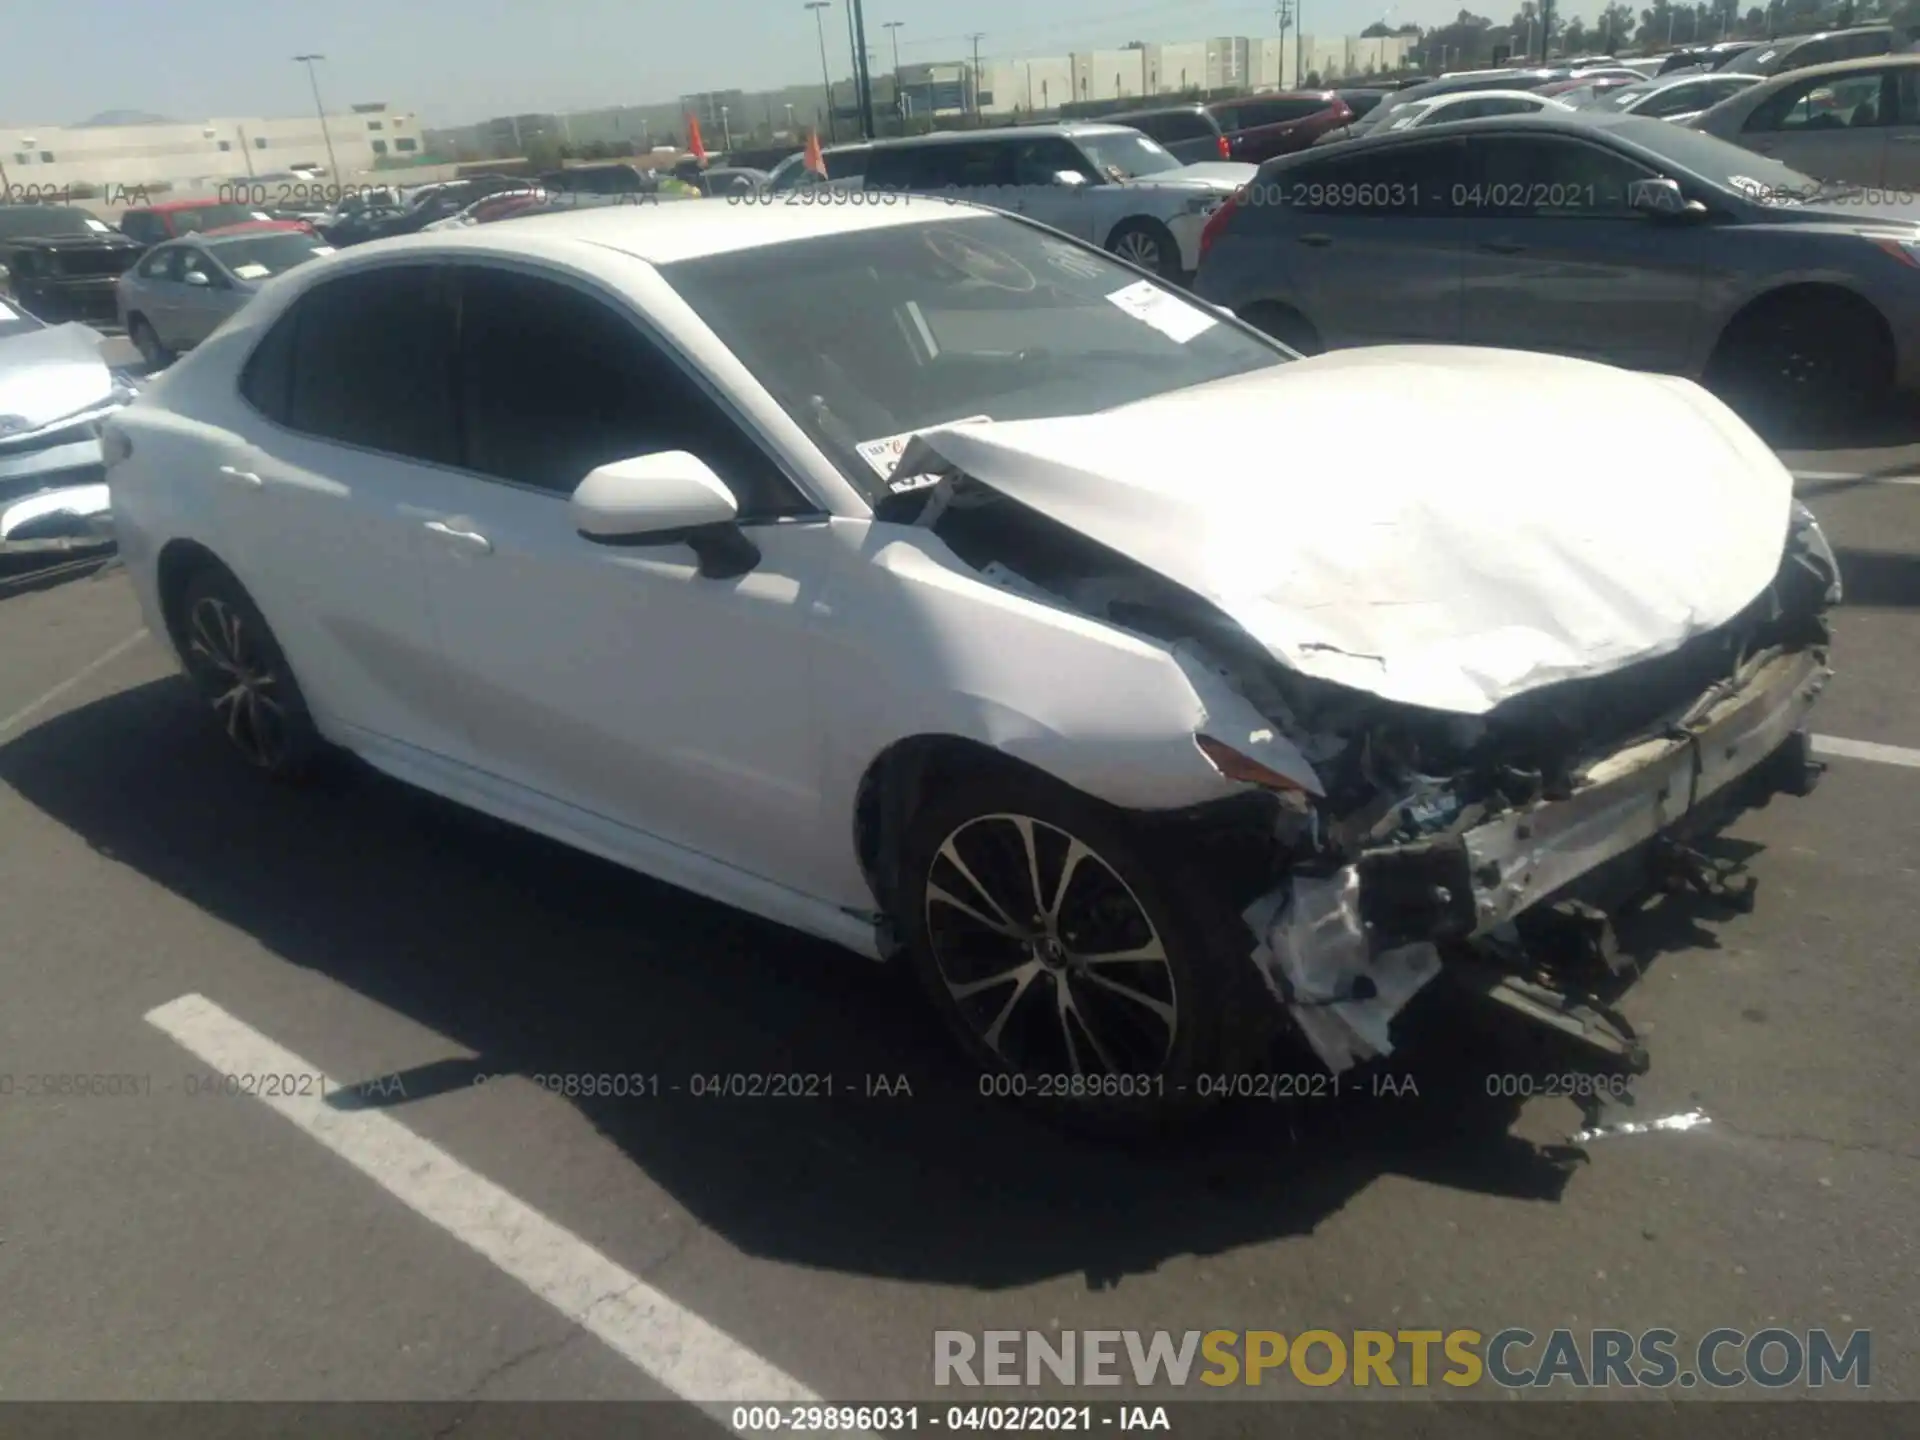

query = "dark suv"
[
  {"left": 539, "top": 162, "right": 659, "bottom": 196},
  {"left": 1105, "top": 105, "right": 1231, "bottom": 164},
  {"left": 1207, "top": 92, "right": 1356, "bottom": 161},
  {"left": 0, "top": 205, "right": 141, "bottom": 324}
]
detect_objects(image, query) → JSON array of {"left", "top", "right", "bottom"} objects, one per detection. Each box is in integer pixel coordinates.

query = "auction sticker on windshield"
[
  {"left": 230, "top": 263, "right": 271, "bottom": 280},
  {"left": 1106, "top": 280, "right": 1216, "bottom": 343},
  {"left": 83, "top": 218, "right": 112, "bottom": 233},
  {"left": 857, "top": 416, "right": 992, "bottom": 489}
]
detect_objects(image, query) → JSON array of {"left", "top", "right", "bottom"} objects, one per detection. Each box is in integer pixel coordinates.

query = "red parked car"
[
  {"left": 117, "top": 200, "right": 315, "bottom": 250},
  {"left": 1205, "top": 92, "right": 1354, "bottom": 161}
]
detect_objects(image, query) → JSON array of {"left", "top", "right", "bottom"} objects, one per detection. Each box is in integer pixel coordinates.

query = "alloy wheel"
[
  {"left": 185, "top": 595, "right": 290, "bottom": 768},
  {"left": 924, "top": 813, "right": 1179, "bottom": 1077},
  {"left": 1114, "top": 230, "right": 1163, "bottom": 270}
]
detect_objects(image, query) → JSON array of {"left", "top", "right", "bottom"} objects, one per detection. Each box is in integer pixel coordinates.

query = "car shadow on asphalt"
[
  {"left": 0, "top": 677, "right": 1756, "bottom": 1289},
  {"left": 1830, "top": 546, "right": 1920, "bottom": 610}
]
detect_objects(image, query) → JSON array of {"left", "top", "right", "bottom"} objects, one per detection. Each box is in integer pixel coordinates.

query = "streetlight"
[
  {"left": 292, "top": 54, "right": 341, "bottom": 183},
  {"left": 720, "top": 104, "right": 732, "bottom": 152},
  {"left": 804, "top": 3, "right": 837, "bottom": 142},
  {"left": 883, "top": 20, "right": 904, "bottom": 129}
]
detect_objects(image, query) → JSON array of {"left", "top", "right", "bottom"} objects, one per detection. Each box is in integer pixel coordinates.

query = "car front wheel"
[
  {"left": 899, "top": 765, "right": 1266, "bottom": 1130},
  {"left": 1106, "top": 218, "right": 1183, "bottom": 281},
  {"left": 174, "top": 567, "right": 325, "bottom": 780}
]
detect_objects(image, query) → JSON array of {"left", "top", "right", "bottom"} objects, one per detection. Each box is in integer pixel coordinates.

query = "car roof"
[
  {"left": 364, "top": 193, "right": 997, "bottom": 265},
  {"left": 1755, "top": 51, "right": 1920, "bottom": 77},
  {"left": 136, "top": 198, "right": 256, "bottom": 213},
  {"left": 1107, "top": 103, "right": 1209, "bottom": 118},
  {"left": 865, "top": 122, "right": 1137, "bottom": 149}
]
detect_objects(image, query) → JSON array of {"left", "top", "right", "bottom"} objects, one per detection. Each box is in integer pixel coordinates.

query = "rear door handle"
[
  {"left": 1478, "top": 240, "right": 1525, "bottom": 255},
  {"left": 423, "top": 519, "right": 492, "bottom": 554},
  {"left": 1296, "top": 232, "right": 1332, "bottom": 247},
  {"left": 217, "top": 465, "right": 263, "bottom": 487}
]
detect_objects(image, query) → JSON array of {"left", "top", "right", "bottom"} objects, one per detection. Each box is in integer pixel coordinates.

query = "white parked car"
[
  {"left": 860, "top": 124, "right": 1255, "bottom": 280},
  {"left": 1583, "top": 73, "right": 1764, "bottom": 123},
  {"left": 106, "top": 203, "right": 1837, "bottom": 1122},
  {"left": 1379, "top": 90, "right": 1575, "bottom": 130},
  {"left": 1691, "top": 54, "right": 1920, "bottom": 188}
]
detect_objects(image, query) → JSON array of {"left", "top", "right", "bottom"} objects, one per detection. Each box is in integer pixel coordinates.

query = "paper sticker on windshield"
[
  {"left": 84, "top": 217, "right": 111, "bottom": 233},
  {"left": 311, "top": 245, "right": 337, "bottom": 254},
  {"left": 230, "top": 262, "right": 271, "bottom": 280},
  {"left": 857, "top": 415, "right": 992, "bottom": 487},
  {"left": 1105, "top": 279, "right": 1216, "bottom": 343}
]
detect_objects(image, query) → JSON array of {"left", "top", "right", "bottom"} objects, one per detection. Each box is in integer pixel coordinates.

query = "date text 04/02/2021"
[{"left": 731, "top": 1405, "right": 1170, "bottom": 1432}]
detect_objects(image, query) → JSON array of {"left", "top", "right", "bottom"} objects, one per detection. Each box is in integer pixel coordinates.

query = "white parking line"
[
  {"left": 1814, "top": 734, "right": 1920, "bottom": 770},
  {"left": 145, "top": 992, "right": 825, "bottom": 1412},
  {"left": 0, "top": 628, "right": 147, "bottom": 740}
]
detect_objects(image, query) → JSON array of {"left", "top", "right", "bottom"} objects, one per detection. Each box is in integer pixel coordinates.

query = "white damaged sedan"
[{"left": 106, "top": 201, "right": 1838, "bottom": 1122}]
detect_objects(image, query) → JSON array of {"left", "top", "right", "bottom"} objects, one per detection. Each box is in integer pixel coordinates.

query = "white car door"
[
  {"left": 213, "top": 261, "right": 482, "bottom": 764},
  {"left": 1737, "top": 70, "right": 1892, "bottom": 185},
  {"left": 414, "top": 261, "right": 836, "bottom": 889}
]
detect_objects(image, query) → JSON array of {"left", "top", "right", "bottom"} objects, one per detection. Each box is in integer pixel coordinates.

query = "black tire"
[
  {"left": 1702, "top": 290, "right": 1892, "bottom": 436},
  {"left": 1106, "top": 218, "right": 1184, "bottom": 281},
  {"left": 127, "top": 314, "right": 173, "bottom": 371},
  {"left": 1240, "top": 302, "right": 1324, "bottom": 357},
  {"left": 897, "top": 763, "right": 1270, "bottom": 1134},
  {"left": 173, "top": 566, "right": 325, "bottom": 781}
]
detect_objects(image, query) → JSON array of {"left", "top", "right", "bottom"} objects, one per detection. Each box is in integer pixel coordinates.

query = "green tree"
[{"left": 1362, "top": 20, "right": 1395, "bottom": 35}]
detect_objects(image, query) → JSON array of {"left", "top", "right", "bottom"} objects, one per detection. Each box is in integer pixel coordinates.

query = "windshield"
[
  {"left": 207, "top": 231, "right": 329, "bottom": 278},
  {"left": 1600, "top": 82, "right": 1659, "bottom": 110},
  {"left": 168, "top": 203, "right": 270, "bottom": 234},
  {"left": 1074, "top": 131, "right": 1183, "bottom": 180},
  {"left": 0, "top": 206, "right": 116, "bottom": 240},
  {"left": 1721, "top": 42, "right": 1787, "bottom": 74},
  {"left": 0, "top": 296, "right": 45, "bottom": 340},
  {"left": 1618, "top": 114, "right": 1831, "bottom": 196},
  {"left": 660, "top": 214, "right": 1285, "bottom": 501}
]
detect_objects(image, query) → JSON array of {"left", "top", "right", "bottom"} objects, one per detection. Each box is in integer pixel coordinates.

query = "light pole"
[
  {"left": 293, "top": 54, "right": 341, "bottom": 182},
  {"left": 884, "top": 20, "right": 904, "bottom": 129},
  {"left": 804, "top": 3, "right": 837, "bottom": 142},
  {"left": 720, "top": 104, "right": 732, "bottom": 152},
  {"left": 967, "top": 32, "right": 985, "bottom": 118},
  {"left": 851, "top": 0, "right": 876, "bottom": 138}
]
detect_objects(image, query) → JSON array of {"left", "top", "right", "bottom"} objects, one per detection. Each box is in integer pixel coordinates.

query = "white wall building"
[{"left": 0, "top": 103, "right": 422, "bottom": 193}]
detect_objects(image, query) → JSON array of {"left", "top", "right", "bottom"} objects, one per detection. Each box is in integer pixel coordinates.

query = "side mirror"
[
  {"left": 183, "top": 271, "right": 211, "bottom": 287},
  {"left": 1052, "top": 169, "right": 1091, "bottom": 187},
  {"left": 571, "top": 451, "right": 760, "bottom": 579},
  {"left": 1628, "top": 177, "right": 1706, "bottom": 218}
]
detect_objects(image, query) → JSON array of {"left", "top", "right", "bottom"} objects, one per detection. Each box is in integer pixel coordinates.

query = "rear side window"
[
  {"left": 1216, "top": 97, "right": 1331, "bottom": 130},
  {"left": 1129, "top": 111, "right": 1211, "bottom": 142},
  {"left": 121, "top": 212, "right": 166, "bottom": 244},
  {"left": 238, "top": 304, "right": 298, "bottom": 423},
  {"left": 826, "top": 149, "right": 869, "bottom": 180},
  {"left": 1263, "top": 140, "right": 1464, "bottom": 217},
  {"left": 1746, "top": 72, "right": 1889, "bottom": 131},
  {"left": 279, "top": 265, "right": 458, "bottom": 464},
  {"left": 868, "top": 142, "right": 1009, "bottom": 190}
]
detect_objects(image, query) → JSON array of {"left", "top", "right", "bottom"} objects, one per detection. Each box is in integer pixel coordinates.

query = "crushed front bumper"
[{"left": 1246, "top": 646, "right": 1832, "bottom": 1073}]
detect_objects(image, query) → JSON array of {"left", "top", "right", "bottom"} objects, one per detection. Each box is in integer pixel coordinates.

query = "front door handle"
[
  {"left": 217, "top": 464, "right": 263, "bottom": 487},
  {"left": 1478, "top": 239, "right": 1525, "bottom": 255},
  {"left": 423, "top": 519, "right": 492, "bottom": 554},
  {"left": 1296, "top": 232, "right": 1333, "bottom": 247}
]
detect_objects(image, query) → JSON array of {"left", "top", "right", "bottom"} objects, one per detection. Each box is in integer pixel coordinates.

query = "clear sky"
[{"left": 18, "top": 0, "right": 1551, "bottom": 128}]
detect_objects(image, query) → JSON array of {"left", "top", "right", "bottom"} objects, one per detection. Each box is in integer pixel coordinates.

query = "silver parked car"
[
  {"left": 1193, "top": 110, "right": 1920, "bottom": 427},
  {"left": 0, "top": 297, "right": 135, "bottom": 555},
  {"left": 1690, "top": 55, "right": 1920, "bottom": 189},
  {"left": 1581, "top": 72, "right": 1764, "bottom": 123},
  {"left": 116, "top": 230, "right": 334, "bottom": 368}
]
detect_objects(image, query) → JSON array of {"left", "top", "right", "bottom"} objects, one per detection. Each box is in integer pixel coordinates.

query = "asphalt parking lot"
[{"left": 1, "top": 427, "right": 1917, "bottom": 1433}]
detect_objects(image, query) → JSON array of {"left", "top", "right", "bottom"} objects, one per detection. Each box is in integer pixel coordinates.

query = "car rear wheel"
[
  {"left": 1239, "top": 302, "right": 1323, "bottom": 356},
  {"left": 127, "top": 315, "right": 173, "bottom": 371},
  {"left": 898, "top": 764, "right": 1268, "bottom": 1133},
  {"left": 174, "top": 567, "right": 325, "bottom": 781},
  {"left": 1106, "top": 218, "right": 1183, "bottom": 281},
  {"left": 1703, "top": 289, "right": 1892, "bottom": 435}
]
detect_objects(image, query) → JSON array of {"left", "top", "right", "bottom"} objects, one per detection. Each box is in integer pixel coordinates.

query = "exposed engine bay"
[{"left": 883, "top": 472, "right": 1841, "bottom": 1076}]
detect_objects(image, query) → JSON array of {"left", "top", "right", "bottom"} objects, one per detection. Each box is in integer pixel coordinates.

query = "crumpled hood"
[
  {"left": 907, "top": 346, "right": 1795, "bottom": 715},
  {"left": 0, "top": 323, "right": 115, "bottom": 431}
]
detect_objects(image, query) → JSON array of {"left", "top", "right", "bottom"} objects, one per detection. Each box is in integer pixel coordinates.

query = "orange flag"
[
  {"left": 804, "top": 130, "right": 826, "bottom": 176},
  {"left": 686, "top": 114, "right": 708, "bottom": 164}
]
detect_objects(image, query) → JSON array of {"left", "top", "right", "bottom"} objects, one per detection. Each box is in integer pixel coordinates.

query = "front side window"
[
  {"left": 277, "top": 264, "right": 458, "bottom": 464},
  {"left": 1746, "top": 72, "right": 1888, "bottom": 131},
  {"left": 660, "top": 215, "right": 1285, "bottom": 502},
  {"left": 1465, "top": 135, "right": 1654, "bottom": 216},
  {"left": 452, "top": 266, "right": 804, "bottom": 515},
  {"left": 179, "top": 250, "right": 225, "bottom": 287},
  {"left": 208, "top": 232, "right": 328, "bottom": 279},
  {"left": 1011, "top": 136, "right": 1096, "bottom": 185},
  {"left": 136, "top": 247, "right": 174, "bottom": 279}
]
